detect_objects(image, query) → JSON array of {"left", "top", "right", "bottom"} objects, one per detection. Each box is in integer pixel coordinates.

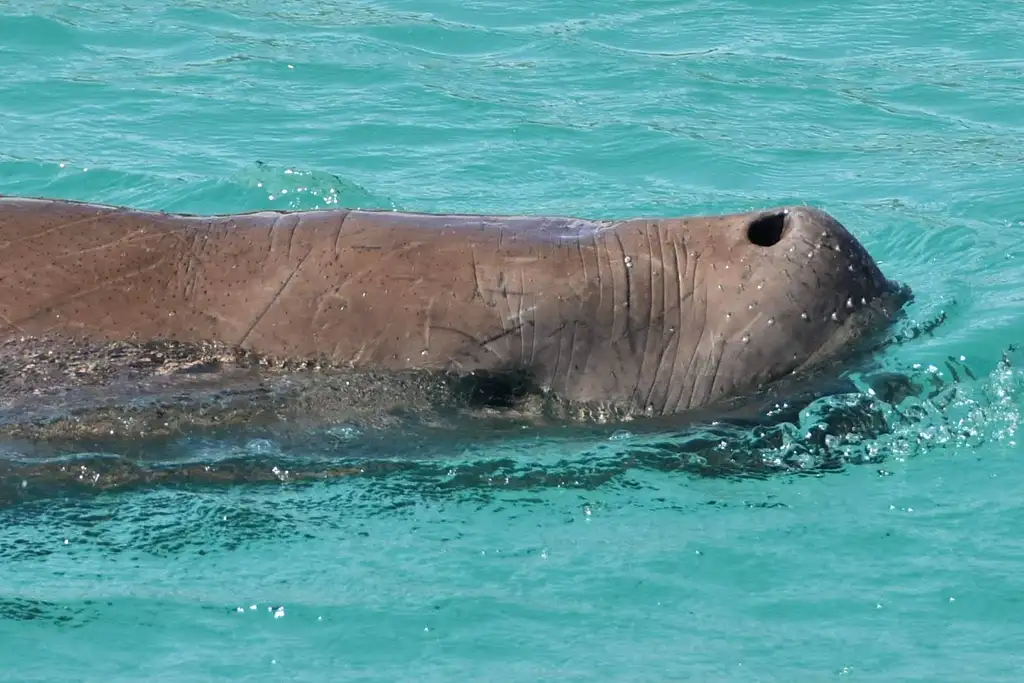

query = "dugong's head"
[{"left": 572, "top": 205, "right": 911, "bottom": 417}]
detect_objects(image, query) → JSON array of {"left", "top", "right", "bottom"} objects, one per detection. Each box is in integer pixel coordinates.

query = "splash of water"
[{"left": 0, "top": 339, "right": 1020, "bottom": 506}]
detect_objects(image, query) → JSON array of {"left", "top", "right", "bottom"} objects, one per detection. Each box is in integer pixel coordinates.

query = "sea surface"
[{"left": 2, "top": 0, "right": 1024, "bottom": 680}]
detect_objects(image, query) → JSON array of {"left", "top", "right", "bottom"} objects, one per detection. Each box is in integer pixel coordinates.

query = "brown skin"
[{"left": 0, "top": 196, "right": 909, "bottom": 419}]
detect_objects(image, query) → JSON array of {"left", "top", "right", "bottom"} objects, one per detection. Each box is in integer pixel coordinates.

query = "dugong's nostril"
[{"left": 746, "top": 211, "right": 788, "bottom": 248}]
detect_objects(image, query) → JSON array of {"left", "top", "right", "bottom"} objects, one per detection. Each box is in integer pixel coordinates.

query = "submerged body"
[{"left": 0, "top": 196, "right": 909, "bottom": 426}]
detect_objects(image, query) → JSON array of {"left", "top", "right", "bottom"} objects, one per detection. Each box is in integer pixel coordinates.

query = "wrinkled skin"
[{"left": 0, "top": 196, "right": 910, "bottom": 427}]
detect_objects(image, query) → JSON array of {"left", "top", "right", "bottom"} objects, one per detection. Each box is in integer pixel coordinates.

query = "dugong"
[{"left": 0, "top": 196, "right": 909, "bottom": 434}]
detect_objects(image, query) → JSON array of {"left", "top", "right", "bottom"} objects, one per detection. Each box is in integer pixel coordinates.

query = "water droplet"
[
  {"left": 725, "top": 312, "right": 732, "bottom": 319},
  {"left": 767, "top": 317, "right": 775, "bottom": 325},
  {"left": 860, "top": 297, "right": 867, "bottom": 305},
  {"left": 742, "top": 334, "right": 750, "bottom": 343},
  {"left": 718, "top": 284, "right": 724, "bottom": 291},
  {"left": 831, "top": 311, "right": 839, "bottom": 321},
  {"left": 801, "top": 312, "right": 809, "bottom": 320},
  {"left": 846, "top": 298, "right": 854, "bottom": 309},
  {"left": 748, "top": 303, "right": 755, "bottom": 310},
  {"left": 848, "top": 264, "right": 855, "bottom": 272},
  {"left": 624, "top": 256, "right": 633, "bottom": 268},
  {"left": 757, "top": 281, "right": 764, "bottom": 290}
]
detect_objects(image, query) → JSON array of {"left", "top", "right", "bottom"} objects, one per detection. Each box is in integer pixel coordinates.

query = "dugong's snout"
[
  {"left": 742, "top": 205, "right": 911, "bottom": 367},
  {"left": 744, "top": 205, "right": 910, "bottom": 299},
  {"left": 777, "top": 204, "right": 910, "bottom": 309},
  {"left": 669, "top": 204, "right": 914, "bottom": 410}
]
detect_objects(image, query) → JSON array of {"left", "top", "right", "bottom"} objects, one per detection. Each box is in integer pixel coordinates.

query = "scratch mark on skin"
[
  {"left": 661, "top": 227, "right": 678, "bottom": 412},
  {"left": 237, "top": 247, "right": 314, "bottom": 348},
  {"left": 551, "top": 295, "right": 564, "bottom": 385},
  {"left": 528, "top": 261, "right": 540, "bottom": 369},
  {"left": 569, "top": 241, "right": 594, "bottom": 384},
  {"left": 285, "top": 215, "right": 298, "bottom": 261},
  {"left": 688, "top": 257, "right": 712, "bottom": 411},
  {"left": 518, "top": 266, "right": 527, "bottom": 368},
  {"left": 52, "top": 228, "right": 150, "bottom": 261},
  {"left": 601, "top": 233, "right": 620, "bottom": 349},
  {"left": 674, "top": 249, "right": 702, "bottom": 414},
  {"left": 645, "top": 244, "right": 671, "bottom": 412},
  {"left": 541, "top": 319, "right": 570, "bottom": 385},
  {"left": 183, "top": 230, "right": 205, "bottom": 303},
  {"left": 591, "top": 234, "right": 603, "bottom": 323},
  {"left": 19, "top": 225, "right": 187, "bottom": 285},
  {"left": 612, "top": 230, "right": 633, "bottom": 352},
  {"left": 8, "top": 244, "right": 76, "bottom": 281},
  {"left": 563, "top": 319, "right": 579, "bottom": 391},
  {"left": 0, "top": 311, "right": 25, "bottom": 334},
  {"left": 704, "top": 331, "right": 727, "bottom": 407},
  {"left": 642, "top": 223, "right": 667, "bottom": 412},
  {"left": 473, "top": 244, "right": 516, "bottom": 353},
  {"left": 633, "top": 222, "right": 657, "bottom": 409},
  {"left": 0, "top": 210, "right": 112, "bottom": 250},
  {"left": 266, "top": 216, "right": 280, "bottom": 260},
  {"left": 734, "top": 312, "right": 765, "bottom": 351},
  {"left": 576, "top": 239, "right": 588, "bottom": 284},
  {"left": 421, "top": 294, "right": 436, "bottom": 351},
  {"left": 659, "top": 237, "right": 686, "bottom": 413},
  {"left": 334, "top": 210, "right": 350, "bottom": 256},
  {"left": 10, "top": 260, "right": 170, "bottom": 328},
  {"left": 470, "top": 245, "right": 483, "bottom": 301},
  {"left": 427, "top": 324, "right": 514, "bottom": 364}
]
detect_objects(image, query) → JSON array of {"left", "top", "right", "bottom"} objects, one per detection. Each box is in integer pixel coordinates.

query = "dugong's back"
[
  {"left": 0, "top": 197, "right": 197, "bottom": 342},
  {"left": 0, "top": 196, "right": 606, "bottom": 375}
]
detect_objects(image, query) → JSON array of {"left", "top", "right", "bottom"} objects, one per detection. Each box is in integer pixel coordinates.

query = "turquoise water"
[{"left": 2, "top": 0, "right": 1024, "bottom": 680}]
